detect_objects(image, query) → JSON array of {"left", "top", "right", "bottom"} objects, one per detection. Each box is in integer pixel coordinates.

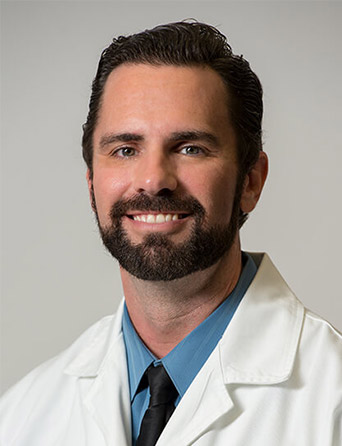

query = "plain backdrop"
[{"left": 1, "top": 0, "right": 341, "bottom": 394}]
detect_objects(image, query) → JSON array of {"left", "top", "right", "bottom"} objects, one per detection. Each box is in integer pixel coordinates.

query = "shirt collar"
[
  {"left": 122, "top": 304, "right": 155, "bottom": 402},
  {"left": 122, "top": 252, "right": 257, "bottom": 400}
]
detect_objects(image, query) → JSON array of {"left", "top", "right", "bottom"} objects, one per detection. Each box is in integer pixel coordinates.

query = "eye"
[
  {"left": 113, "top": 146, "right": 137, "bottom": 158},
  {"left": 179, "top": 145, "right": 205, "bottom": 156}
]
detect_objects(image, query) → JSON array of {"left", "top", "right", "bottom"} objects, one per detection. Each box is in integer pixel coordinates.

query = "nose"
[{"left": 133, "top": 150, "right": 178, "bottom": 195}]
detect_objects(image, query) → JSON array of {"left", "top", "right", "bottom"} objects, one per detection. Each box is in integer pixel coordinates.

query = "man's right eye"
[{"left": 113, "top": 146, "right": 137, "bottom": 157}]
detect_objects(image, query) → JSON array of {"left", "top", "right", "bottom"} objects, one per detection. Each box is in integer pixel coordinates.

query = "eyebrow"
[
  {"left": 98, "top": 130, "right": 219, "bottom": 150},
  {"left": 99, "top": 133, "right": 144, "bottom": 149},
  {"left": 168, "top": 130, "right": 219, "bottom": 146}
]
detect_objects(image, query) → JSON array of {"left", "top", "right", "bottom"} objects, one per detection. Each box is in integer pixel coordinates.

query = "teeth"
[
  {"left": 155, "top": 214, "right": 165, "bottom": 223},
  {"left": 132, "top": 213, "right": 181, "bottom": 223}
]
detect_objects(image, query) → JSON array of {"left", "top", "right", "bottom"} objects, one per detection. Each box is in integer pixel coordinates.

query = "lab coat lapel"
[
  {"left": 64, "top": 302, "right": 131, "bottom": 446},
  {"left": 220, "top": 253, "right": 304, "bottom": 385},
  {"left": 83, "top": 333, "right": 131, "bottom": 445},
  {"left": 157, "top": 348, "right": 234, "bottom": 446}
]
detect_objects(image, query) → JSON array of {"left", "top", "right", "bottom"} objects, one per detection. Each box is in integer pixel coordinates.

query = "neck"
[{"left": 121, "top": 238, "right": 242, "bottom": 358}]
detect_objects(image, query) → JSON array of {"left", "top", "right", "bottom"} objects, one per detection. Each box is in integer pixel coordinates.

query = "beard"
[{"left": 92, "top": 188, "right": 241, "bottom": 282}]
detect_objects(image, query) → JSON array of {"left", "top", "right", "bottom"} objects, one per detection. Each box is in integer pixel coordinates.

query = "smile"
[{"left": 128, "top": 213, "right": 188, "bottom": 223}]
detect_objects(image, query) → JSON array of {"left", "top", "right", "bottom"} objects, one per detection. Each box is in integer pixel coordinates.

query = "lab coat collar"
[
  {"left": 219, "top": 252, "right": 305, "bottom": 385},
  {"left": 62, "top": 253, "right": 304, "bottom": 446},
  {"left": 64, "top": 253, "right": 304, "bottom": 385},
  {"left": 159, "top": 253, "right": 305, "bottom": 445},
  {"left": 64, "top": 300, "right": 125, "bottom": 377}
]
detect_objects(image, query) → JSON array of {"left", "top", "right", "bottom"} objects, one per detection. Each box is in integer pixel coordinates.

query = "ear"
[
  {"left": 86, "top": 169, "right": 96, "bottom": 212},
  {"left": 240, "top": 151, "right": 268, "bottom": 213}
]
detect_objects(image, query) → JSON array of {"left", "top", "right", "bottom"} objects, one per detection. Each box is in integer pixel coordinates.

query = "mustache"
[{"left": 110, "top": 193, "right": 205, "bottom": 219}]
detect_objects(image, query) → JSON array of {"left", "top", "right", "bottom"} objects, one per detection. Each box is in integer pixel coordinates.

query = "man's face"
[{"left": 89, "top": 63, "right": 242, "bottom": 280}]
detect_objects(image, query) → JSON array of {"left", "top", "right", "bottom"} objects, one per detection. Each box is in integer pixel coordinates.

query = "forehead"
[{"left": 95, "top": 63, "right": 234, "bottom": 143}]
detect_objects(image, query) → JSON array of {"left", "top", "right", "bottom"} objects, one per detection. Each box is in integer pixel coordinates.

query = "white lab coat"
[{"left": 1, "top": 253, "right": 342, "bottom": 445}]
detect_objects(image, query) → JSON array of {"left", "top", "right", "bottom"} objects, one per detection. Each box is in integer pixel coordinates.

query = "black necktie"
[{"left": 136, "top": 364, "right": 178, "bottom": 446}]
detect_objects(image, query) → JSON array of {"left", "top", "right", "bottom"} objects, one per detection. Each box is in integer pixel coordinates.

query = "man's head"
[
  {"left": 83, "top": 21, "right": 267, "bottom": 281},
  {"left": 83, "top": 21, "right": 263, "bottom": 227}
]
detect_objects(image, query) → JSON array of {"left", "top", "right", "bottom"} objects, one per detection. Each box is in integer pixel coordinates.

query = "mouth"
[{"left": 126, "top": 212, "right": 189, "bottom": 224}]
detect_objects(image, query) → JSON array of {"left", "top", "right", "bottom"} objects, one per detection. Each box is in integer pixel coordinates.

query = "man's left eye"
[{"left": 179, "top": 146, "right": 204, "bottom": 156}]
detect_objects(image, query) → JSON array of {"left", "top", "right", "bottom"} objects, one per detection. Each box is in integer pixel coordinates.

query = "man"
[{"left": 1, "top": 21, "right": 341, "bottom": 446}]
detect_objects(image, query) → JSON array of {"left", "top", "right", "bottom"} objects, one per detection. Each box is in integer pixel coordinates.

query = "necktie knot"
[
  {"left": 147, "top": 364, "right": 178, "bottom": 407},
  {"left": 136, "top": 364, "right": 178, "bottom": 446}
]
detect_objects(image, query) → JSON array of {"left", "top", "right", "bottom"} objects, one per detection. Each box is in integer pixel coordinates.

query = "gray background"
[{"left": 1, "top": 0, "right": 341, "bottom": 394}]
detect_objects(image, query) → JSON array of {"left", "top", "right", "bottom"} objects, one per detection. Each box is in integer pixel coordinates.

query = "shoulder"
[
  {"left": 300, "top": 308, "right": 342, "bottom": 366},
  {"left": 246, "top": 252, "right": 342, "bottom": 385},
  {"left": 0, "top": 313, "right": 118, "bottom": 444},
  {"left": 291, "top": 309, "right": 342, "bottom": 431}
]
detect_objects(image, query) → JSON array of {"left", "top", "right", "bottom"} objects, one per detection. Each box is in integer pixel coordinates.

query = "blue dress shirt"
[{"left": 122, "top": 252, "right": 257, "bottom": 445}]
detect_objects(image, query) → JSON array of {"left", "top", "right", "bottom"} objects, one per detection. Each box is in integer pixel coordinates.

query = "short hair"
[{"left": 82, "top": 20, "right": 263, "bottom": 225}]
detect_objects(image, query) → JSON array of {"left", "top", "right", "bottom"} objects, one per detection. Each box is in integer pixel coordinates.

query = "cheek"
[
  {"left": 209, "top": 190, "right": 236, "bottom": 224},
  {"left": 191, "top": 169, "right": 237, "bottom": 222},
  {"left": 92, "top": 168, "right": 129, "bottom": 225}
]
